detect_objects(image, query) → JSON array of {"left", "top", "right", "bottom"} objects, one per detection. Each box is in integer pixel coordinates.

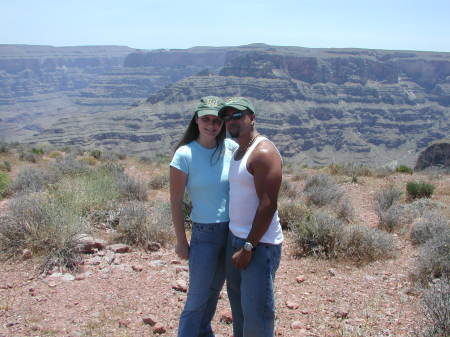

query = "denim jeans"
[
  {"left": 178, "top": 221, "right": 229, "bottom": 337},
  {"left": 226, "top": 232, "right": 282, "bottom": 337}
]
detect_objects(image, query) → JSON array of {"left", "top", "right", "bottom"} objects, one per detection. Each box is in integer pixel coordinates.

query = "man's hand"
[
  {"left": 232, "top": 248, "right": 252, "bottom": 269},
  {"left": 175, "top": 241, "right": 189, "bottom": 260}
]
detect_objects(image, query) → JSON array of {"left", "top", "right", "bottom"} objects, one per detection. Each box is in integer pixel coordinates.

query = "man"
[{"left": 218, "top": 97, "right": 283, "bottom": 337}]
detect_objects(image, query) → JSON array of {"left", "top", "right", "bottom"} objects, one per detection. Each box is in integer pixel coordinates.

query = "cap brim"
[
  {"left": 197, "top": 108, "right": 219, "bottom": 117},
  {"left": 218, "top": 104, "right": 247, "bottom": 117}
]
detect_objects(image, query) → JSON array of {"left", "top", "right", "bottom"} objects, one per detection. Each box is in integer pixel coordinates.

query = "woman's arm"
[{"left": 170, "top": 166, "right": 189, "bottom": 260}]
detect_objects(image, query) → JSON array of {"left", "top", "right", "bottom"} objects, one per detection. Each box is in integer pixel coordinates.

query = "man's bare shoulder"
[{"left": 249, "top": 139, "right": 282, "bottom": 169}]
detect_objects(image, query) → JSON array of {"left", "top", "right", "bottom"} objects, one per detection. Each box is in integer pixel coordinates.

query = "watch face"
[{"left": 244, "top": 242, "right": 253, "bottom": 251}]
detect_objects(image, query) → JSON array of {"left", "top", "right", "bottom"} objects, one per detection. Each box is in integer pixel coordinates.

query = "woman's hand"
[{"left": 175, "top": 241, "right": 189, "bottom": 260}]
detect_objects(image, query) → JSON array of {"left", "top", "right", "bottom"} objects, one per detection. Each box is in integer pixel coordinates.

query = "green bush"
[
  {"left": 303, "top": 174, "right": 343, "bottom": 207},
  {"left": 0, "top": 171, "right": 10, "bottom": 198},
  {"left": 0, "top": 142, "right": 9, "bottom": 153},
  {"left": 31, "top": 147, "right": 45, "bottom": 155},
  {"left": 396, "top": 165, "right": 413, "bottom": 174},
  {"left": 406, "top": 181, "right": 435, "bottom": 199},
  {"left": 19, "top": 151, "right": 38, "bottom": 163},
  {"left": 90, "top": 149, "right": 102, "bottom": 160}
]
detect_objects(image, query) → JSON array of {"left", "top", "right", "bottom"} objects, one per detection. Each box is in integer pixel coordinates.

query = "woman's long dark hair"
[{"left": 174, "top": 113, "right": 226, "bottom": 164}]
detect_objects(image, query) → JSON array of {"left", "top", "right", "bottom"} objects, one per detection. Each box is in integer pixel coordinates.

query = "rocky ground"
[{"left": 1, "top": 168, "right": 449, "bottom": 337}]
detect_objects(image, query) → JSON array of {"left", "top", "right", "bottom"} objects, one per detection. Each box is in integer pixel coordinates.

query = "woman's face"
[{"left": 196, "top": 115, "right": 224, "bottom": 138}]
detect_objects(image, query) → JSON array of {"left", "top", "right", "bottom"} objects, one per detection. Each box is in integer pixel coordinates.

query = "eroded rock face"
[
  {"left": 415, "top": 142, "right": 450, "bottom": 170},
  {"left": 2, "top": 44, "right": 450, "bottom": 166}
]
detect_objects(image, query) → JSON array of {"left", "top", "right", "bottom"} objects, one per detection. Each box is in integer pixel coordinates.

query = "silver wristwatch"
[{"left": 243, "top": 241, "right": 255, "bottom": 252}]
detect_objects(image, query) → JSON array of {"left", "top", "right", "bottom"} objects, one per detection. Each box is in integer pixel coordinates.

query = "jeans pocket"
[
  {"left": 191, "top": 223, "right": 215, "bottom": 244},
  {"left": 231, "top": 235, "right": 245, "bottom": 250}
]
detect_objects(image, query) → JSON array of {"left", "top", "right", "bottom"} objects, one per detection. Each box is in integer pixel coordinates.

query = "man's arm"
[{"left": 231, "top": 141, "right": 282, "bottom": 269}]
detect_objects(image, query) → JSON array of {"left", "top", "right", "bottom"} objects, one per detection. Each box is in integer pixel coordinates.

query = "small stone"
[
  {"left": 107, "top": 243, "right": 131, "bottom": 254},
  {"left": 171, "top": 260, "right": 181, "bottom": 265},
  {"left": 132, "top": 264, "right": 143, "bottom": 272},
  {"left": 291, "top": 321, "right": 303, "bottom": 329},
  {"left": 62, "top": 273, "right": 75, "bottom": 281},
  {"left": 30, "top": 324, "right": 42, "bottom": 331},
  {"left": 172, "top": 279, "right": 188, "bottom": 292},
  {"left": 118, "top": 319, "right": 130, "bottom": 328},
  {"left": 327, "top": 268, "right": 336, "bottom": 276},
  {"left": 142, "top": 315, "right": 158, "bottom": 326},
  {"left": 334, "top": 309, "right": 349, "bottom": 319},
  {"left": 22, "top": 249, "right": 32, "bottom": 260},
  {"left": 147, "top": 242, "right": 161, "bottom": 252},
  {"left": 286, "top": 300, "right": 299, "bottom": 309},
  {"left": 219, "top": 310, "right": 233, "bottom": 324},
  {"left": 75, "top": 273, "right": 86, "bottom": 281},
  {"left": 296, "top": 276, "right": 306, "bottom": 283},
  {"left": 175, "top": 266, "right": 189, "bottom": 273},
  {"left": 153, "top": 323, "right": 166, "bottom": 334}
]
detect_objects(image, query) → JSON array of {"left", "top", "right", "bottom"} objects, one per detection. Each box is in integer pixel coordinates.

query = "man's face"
[{"left": 221, "top": 108, "right": 253, "bottom": 138}]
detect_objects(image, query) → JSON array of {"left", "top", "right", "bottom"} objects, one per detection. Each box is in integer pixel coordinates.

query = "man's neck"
[{"left": 237, "top": 130, "right": 258, "bottom": 148}]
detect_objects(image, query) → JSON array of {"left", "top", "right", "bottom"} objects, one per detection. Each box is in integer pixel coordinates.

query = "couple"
[{"left": 170, "top": 96, "right": 283, "bottom": 337}]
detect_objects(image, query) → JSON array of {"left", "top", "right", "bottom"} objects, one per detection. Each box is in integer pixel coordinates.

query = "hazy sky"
[{"left": 2, "top": 0, "right": 449, "bottom": 52}]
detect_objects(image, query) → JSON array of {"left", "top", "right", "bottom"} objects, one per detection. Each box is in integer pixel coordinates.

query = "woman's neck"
[{"left": 197, "top": 135, "right": 217, "bottom": 149}]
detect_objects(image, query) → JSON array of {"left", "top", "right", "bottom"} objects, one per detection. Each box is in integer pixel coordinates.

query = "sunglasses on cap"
[{"left": 220, "top": 111, "right": 249, "bottom": 122}]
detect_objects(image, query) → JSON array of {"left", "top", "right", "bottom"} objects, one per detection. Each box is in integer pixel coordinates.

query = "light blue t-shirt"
[{"left": 170, "top": 138, "right": 238, "bottom": 223}]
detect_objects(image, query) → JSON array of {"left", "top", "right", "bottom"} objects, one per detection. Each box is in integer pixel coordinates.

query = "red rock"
[
  {"left": 291, "top": 320, "right": 303, "bottom": 329},
  {"left": 107, "top": 243, "right": 131, "bottom": 253},
  {"left": 132, "top": 264, "right": 144, "bottom": 272},
  {"left": 153, "top": 323, "right": 166, "bottom": 334},
  {"left": 219, "top": 310, "right": 233, "bottom": 324},
  {"left": 171, "top": 260, "right": 181, "bottom": 265},
  {"left": 147, "top": 242, "right": 161, "bottom": 252},
  {"left": 142, "top": 315, "right": 157, "bottom": 326},
  {"left": 296, "top": 276, "right": 306, "bottom": 283},
  {"left": 172, "top": 279, "right": 188, "bottom": 292},
  {"left": 286, "top": 300, "right": 299, "bottom": 309}
]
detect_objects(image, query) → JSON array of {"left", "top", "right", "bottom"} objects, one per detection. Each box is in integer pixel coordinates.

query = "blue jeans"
[
  {"left": 226, "top": 232, "right": 282, "bottom": 337},
  {"left": 178, "top": 222, "right": 229, "bottom": 337}
]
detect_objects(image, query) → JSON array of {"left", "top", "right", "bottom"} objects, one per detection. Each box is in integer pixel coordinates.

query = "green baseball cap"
[
  {"left": 195, "top": 96, "right": 224, "bottom": 117},
  {"left": 218, "top": 97, "right": 255, "bottom": 116}
]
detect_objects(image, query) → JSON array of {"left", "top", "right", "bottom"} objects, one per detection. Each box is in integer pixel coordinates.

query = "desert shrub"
[
  {"left": 0, "top": 193, "right": 87, "bottom": 271},
  {"left": 412, "top": 234, "right": 450, "bottom": 284},
  {"left": 149, "top": 173, "right": 169, "bottom": 190},
  {"left": 336, "top": 198, "right": 355, "bottom": 223},
  {"left": 31, "top": 147, "right": 44, "bottom": 155},
  {"left": 11, "top": 166, "right": 60, "bottom": 194},
  {"left": 90, "top": 149, "right": 102, "bottom": 160},
  {"left": 19, "top": 151, "right": 38, "bottom": 163},
  {"left": 279, "top": 179, "right": 298, "bottom": 199},
  {"left": 410, "top": 213, "right": 450, "bottom": 246},
  {"left": 0, "top": 142, "right": 9, "bottom": 153},
  {"left": 396, "top": 165, "right": 413, "bottom": 174},
  {"left": 407, "top": 181, "right": 435, "bottom": 199},
  {"left": 116, "top": 174, "right": 148, "bottom": 201},
  {"left": 372, "top": 167, "right": 394, "bottom": 178},
  {"left": 116, "top": 201, "right": 173, "bottom": 246},
  {"left": 0, "top": 171, "right": 10, "bottom": 198},
  {"left": 303, "top": 174, "right": 343, "bottom": 207},
  {"left": 80, "top": 155, "right": 97, "bottom": 166},
  {"left": 48, "top": 151, "right": 62, "bottom": 159},
  {"left": 374, "top": 185, "right": 402, "bottom": 214},
  {"left": 278, "top": 200, "right": 310, "bottom": 230},
  {"left": 52, "top": 154, "right": 90, "bottom": 175},
  {"left": 336, "top": 225, "right": 397, "bottom": 262},
  {"left": 0, "top": 161, "right": 11, "bottom": 172},
  {"left": 292, "top": 210, "right": 344, "bottom": 257},
  {"left": 328, "top": 162, "right": 372, "bottom": 181},
  {"left": 420, "top": 277, "right": 450, "bottom": 337}
]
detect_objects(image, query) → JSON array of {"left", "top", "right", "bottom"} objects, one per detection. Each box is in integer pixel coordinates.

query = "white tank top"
[{"left": 228, "top": 136, "right": 284, "bottom": 245}]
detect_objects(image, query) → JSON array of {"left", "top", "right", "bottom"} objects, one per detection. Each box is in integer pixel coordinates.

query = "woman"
[{"left": 170, "top": 96, "right": 238, "bottom": 337}]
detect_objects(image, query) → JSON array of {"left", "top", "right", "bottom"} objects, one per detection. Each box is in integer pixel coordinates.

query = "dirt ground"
[{"left": 1, "top": 166, "right": 449, "bottom": 337}]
